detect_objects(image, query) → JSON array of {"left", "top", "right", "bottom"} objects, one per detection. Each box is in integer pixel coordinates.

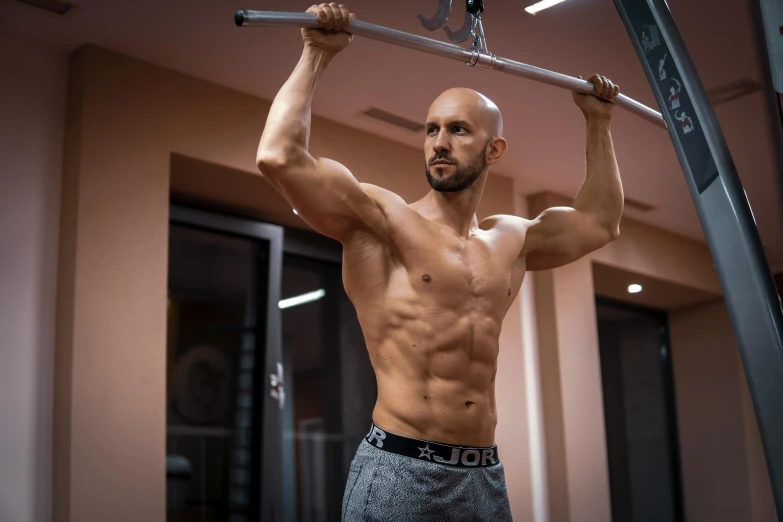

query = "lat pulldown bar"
[{"left": 234, "top": 10, "right": 665, "bottom": 128}]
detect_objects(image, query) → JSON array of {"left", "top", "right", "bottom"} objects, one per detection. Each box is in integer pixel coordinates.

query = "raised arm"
[
  {"left": 256, "top": 3, "right": 386, "bottom": 243},
  {"left": 522, "top": 74, "right": 624, "bottom": 271}
]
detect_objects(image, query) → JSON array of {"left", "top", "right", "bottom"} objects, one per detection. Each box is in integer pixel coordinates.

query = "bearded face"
[{"left": 425, "top": 143, "right": 488, "bottom": 193}]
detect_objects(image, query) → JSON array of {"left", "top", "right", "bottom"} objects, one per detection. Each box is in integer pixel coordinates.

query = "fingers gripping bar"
[{"left": 234, "top": 10, "right": 665, "bottom": 128}]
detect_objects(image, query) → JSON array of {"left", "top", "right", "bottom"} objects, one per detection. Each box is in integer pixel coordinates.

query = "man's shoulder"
[
  {"left": 360, "top": 184, "right": 420, "bottom": 223},
  {"left": 360, "top": 183, "right": 407, "bottom": 206},
  {"left": 479, "top": 213, "right": 531, "bottom": 233}
]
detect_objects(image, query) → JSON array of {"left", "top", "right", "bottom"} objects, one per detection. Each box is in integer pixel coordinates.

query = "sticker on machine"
[
  {"left": 668, "top": 79, "right": 682, "bottom": 110},
  {"left": 641, "top": 24, "right": 661, "bottom": 53},
  {"left": 674, "top": 111, "right": 694, "bottom": 134},
  {"left": 658, "top": 53, "right": 668, "bottom": 81}
]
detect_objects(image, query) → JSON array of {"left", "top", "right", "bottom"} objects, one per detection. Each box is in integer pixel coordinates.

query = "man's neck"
[{"left": 416, "top": 175, "right": 488, "bottom": 238}]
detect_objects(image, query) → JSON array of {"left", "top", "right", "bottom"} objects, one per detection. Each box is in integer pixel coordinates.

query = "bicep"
[
  {"left": 523, "top": 207, "right": 615, "bottom": 271},
  {"left": 258, "top": 155, "right": 386, "bottom": 242}
]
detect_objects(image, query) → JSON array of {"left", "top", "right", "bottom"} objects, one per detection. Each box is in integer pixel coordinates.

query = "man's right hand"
[{"left": 302, "top": 3, "right": 356, "bottom": 55}]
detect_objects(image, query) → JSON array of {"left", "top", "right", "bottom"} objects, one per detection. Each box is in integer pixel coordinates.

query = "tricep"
[{"left": 257, "top": 154, "right": 388, "bottom": 243}]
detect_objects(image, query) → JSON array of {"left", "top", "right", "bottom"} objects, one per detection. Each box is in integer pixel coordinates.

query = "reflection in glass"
[{"left": 280, "top": 255, "right": 376, "bottom": 522}]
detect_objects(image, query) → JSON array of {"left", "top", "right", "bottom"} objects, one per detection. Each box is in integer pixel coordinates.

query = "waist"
[
  {"left": 373, "top": 380, "right": 498, "bottom": 446},
  {"left": 364, "top": 422, "right": 501, "bottom": 468}
]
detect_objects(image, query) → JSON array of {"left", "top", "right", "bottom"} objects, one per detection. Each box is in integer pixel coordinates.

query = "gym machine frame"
[{"left": 236, "top": 1, "right": 783, "bottom": 517}]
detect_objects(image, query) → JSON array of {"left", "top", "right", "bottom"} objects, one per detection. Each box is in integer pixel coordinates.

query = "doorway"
[
  {"left": 165, "top": 206, "right": 375, "bottom": 522},
  {"left": 596, "top": 298, "right": 685, "bottom": 522}
]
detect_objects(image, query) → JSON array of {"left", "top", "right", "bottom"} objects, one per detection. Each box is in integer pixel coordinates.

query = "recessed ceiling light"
[
  {"left": 524, "top": 0, "right": 568, "bottom": 15},
  {"left": 628, "top": 284, "right": 643, "bottom": 294},
  {"left": 293, "top": 208, "right": 298, "bottom": 215}
]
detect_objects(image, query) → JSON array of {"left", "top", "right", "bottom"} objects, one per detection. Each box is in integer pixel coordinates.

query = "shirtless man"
[{"left": 256, "top": 4, "right": 623, "bottom": 520}]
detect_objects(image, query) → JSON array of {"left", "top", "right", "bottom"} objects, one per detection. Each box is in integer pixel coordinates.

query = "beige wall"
[
  {"left": 55, "top": 45, "right": 532, "bottom": 521},
  {"left": 0, "top": 36, "right": 67, "bottom": 522},
  {"left": 670, "top": 301, "right": 777, "bottom": 522},
  {"left": 496, "top": 274, "right": 534, "bottom": 518},
  {"left": 670, "top": 301, "right": 750, "bottom": 522},
  {"left": 537, "top": 255, "right": 612, "bottom": 522}
]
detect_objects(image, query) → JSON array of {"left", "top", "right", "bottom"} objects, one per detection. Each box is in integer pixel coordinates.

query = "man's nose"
[{"left": 433, "top": 131, "right": 451, "bottom": 152}]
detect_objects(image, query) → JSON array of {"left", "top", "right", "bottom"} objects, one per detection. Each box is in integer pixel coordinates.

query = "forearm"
[
  {"left": 257, "top": 46, "right": 334, "bottom": 164},
  {"left": 573, "top": 117, "right": 623, "bottom": 232}
]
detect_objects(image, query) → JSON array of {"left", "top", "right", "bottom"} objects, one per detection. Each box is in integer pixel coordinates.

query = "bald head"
[
  {"left": 423, "top": 88, "right": 507, "bottom": 193},
  {"left": 428, "top": 88, "right": 503, "bottom": 138}
]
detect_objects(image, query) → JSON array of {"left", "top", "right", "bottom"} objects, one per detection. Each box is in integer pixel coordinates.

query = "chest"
[{"left": 391, "top": 221, "right": 518, "bottom": 305}]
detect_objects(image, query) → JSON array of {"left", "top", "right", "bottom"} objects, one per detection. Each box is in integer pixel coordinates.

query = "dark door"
[
  {"left": 596, "top": 298, "right": 685, "bottom": 522},
  {"left": 166, "top": 206, "right": 284, "bottom": 522}
]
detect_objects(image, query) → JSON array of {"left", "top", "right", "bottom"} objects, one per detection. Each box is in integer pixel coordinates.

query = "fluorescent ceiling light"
[
  {"left": 293, "top": 208, "right": 299, "bottom": 215},
  {"left": 525, "top": 0, "right": 568, "bottom": 15},
  {"left": 278, "top": 289, "right": 325, "bottom": 309},
  {"left": 627, "top": 284, "right": 643, "bottom": 294}
]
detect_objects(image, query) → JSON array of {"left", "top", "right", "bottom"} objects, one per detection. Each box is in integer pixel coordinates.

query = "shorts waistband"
[{"left": 364, "top": 423, "right": 500, "bottom": 468}]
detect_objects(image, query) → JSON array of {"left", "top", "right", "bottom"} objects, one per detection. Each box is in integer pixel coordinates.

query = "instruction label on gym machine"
[{"left": 616, "top": 1, "right": 719, "bottom": 193}]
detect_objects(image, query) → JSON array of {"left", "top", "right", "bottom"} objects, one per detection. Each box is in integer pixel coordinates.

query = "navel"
[
  {"left": 508, "top": 288, "right": 511, "bottom": 297},
  {"left": 465, "top": 401, "right": 475, "bottom": 408},
  {"left": 422, "top": 274, "right": 432, "bottom": 283}
]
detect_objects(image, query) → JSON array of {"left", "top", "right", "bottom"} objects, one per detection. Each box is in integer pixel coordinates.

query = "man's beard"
[{"left": 425, "top": 147, "right": 487, "bottom": 193}]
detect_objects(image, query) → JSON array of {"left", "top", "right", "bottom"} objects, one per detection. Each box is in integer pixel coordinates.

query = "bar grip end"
[{"left": 234, "top": 10, "right": 245, "bottom": 27}]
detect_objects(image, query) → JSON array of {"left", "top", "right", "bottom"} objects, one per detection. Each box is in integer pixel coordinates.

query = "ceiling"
[{"left": 2, "top": 0, "right": 781, "bottom": 267}]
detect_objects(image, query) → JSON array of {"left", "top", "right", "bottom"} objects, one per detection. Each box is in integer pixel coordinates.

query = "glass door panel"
[
  {"left": 166, "top": 207, "right": 284, "bottom": 522},
  {"left": 279, "top": 253, "right": 376, "bottom": 522}
]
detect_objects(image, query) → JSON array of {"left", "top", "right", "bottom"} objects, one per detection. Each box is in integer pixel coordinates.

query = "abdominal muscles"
[{"left": 361, "top": 289, "right": 504, "bottom": 447}]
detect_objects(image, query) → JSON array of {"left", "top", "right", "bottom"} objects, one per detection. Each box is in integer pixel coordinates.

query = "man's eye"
[
  {"left": 427, "top": 127, "right": 438, "bottom": 135},
  {"left": 453, "top": 126, "right": 466, "bottom": 133}
]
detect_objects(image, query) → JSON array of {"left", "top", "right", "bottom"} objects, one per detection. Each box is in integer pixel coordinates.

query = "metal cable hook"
[{"left": 465, "top": 2, "right": 496, "bottom": 69}]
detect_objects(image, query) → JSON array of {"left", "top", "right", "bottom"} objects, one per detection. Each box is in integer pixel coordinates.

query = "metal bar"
[
  {"left": 613, "top": 0, "right": 783, "bottom": 515},
  {"left": 235, "top": 10, "right": 665, "bottom": 128}
]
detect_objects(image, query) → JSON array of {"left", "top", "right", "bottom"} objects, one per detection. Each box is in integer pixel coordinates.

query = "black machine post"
[{"left": 613, "top": 0, "right": 783, "bottom": 514}]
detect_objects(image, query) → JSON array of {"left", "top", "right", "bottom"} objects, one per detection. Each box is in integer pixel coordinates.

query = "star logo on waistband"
[{"left": 418, "top": 444, "right": 435, "bottom": 460}]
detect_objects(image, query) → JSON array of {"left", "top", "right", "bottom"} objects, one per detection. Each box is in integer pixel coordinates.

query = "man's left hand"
[{"left": 573, "top": 74, "right": 620, "bottom": 120}]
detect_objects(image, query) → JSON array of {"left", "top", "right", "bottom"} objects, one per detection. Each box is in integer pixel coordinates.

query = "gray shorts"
[{"left": 341, "top": 425, "right": 513, "bottom": 521}]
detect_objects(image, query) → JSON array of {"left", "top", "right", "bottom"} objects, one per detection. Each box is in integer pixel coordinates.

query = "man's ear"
[{"left": 486, "top": 137, "right": 508, "bottom": 165}]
